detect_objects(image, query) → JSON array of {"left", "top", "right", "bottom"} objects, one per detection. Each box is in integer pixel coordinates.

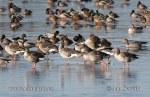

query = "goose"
[
  {"left": 0, "top": 57, "right": 11, "bottom": 67},
  {"left": 39, "top": 37, "right": 58, "bottom": 60},
  {"left": 59, "top": 38, "right": 80, "bottom": 64},
  {"left": 23, "top": 49, "right": 45, "bottom": 69},
  {"left": 122, "top": 38, "right": 147, "bottom": 48},
  {"left": 128, "top": 24, "right": 143, "bottom": 35},
  {"left": 5, "top": 40, "right": 24, "bottom": 61},
  {"left": 73, "top": 34, "right": 85, "bottom": 43},
  {"left": 85, "top": 34, "right": 100, "bottom": 50},
  {"left": 113, "top": 48, "right": 139, "bottom": 69},
  {"left": 77, "top": 51, "right": 110, "bottom": 69},
  {"left": 74, "top": 43, "right": 93, "bottom": 63}
]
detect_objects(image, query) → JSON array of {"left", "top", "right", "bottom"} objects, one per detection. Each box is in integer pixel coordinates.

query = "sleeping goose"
[{"left": 113, "top": 48, "right": 139, "bottom": 69}]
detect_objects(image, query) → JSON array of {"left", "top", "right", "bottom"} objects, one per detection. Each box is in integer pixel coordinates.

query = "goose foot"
[{"left": 32, "top": 63, "right": 36, "bottom": 69}]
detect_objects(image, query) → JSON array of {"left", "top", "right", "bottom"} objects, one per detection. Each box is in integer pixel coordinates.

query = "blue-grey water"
[{"left": 0, "top": 0, "right": 150, "bottom": 97}]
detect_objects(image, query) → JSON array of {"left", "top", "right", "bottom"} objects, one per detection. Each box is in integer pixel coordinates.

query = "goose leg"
[
  {"left": 46, "top": 55, "right": 49, "bottom": 60},
  {"left": 83, "top": 58, "right": 87, "bottom": 65},
  {"left": 66, "top": 58, "right": 70, "bottom": 65},
  {"left": 32, "top": 62, "right": 36, "bottom": 69},
  {"left": 121, "top": 63, "right": 126, "bottom": 69},
  {"left": 13, "top": 55, "right": 16, "bottom": 61},
  {"left": 102, "top": 59, "right": 108, "bottom": 69}
]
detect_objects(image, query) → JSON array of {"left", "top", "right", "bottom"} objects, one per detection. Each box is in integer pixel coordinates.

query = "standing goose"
[
  {"left": 122, "top": 38, "right": 147, "bottom": 48},
  {"left": 59, "top": 38, "right": 80, "bottom": 64},
  {"left": 113, "top": 48, "right": 139, "bottom": 69},
  {"left": 5, "top": 40, "right": 23, "bottom": 61},
  {"left": 39, "top": 37, "right": 58, "bottom": 60},
  {"left": 23, "top": 49, "right": 45, "bottom": 69},
  {"left": 77, "top": 51, "right": 110, "bottom": 69},
  {"left": 0, "top": 57, "right": 11, "bottom": 67}
]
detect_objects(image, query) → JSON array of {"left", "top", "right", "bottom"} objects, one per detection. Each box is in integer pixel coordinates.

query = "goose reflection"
[
  {"left": 115, "top": 70, "right": 137, "bottom": 85},
  {"left": 59, "top": 64, "right": 112, "bottom": 90}
]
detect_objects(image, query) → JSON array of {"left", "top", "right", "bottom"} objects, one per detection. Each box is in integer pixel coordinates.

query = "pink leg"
[
  {"left": 13, "top": 55, "right": 16, "bottom": 61},
  {"left": 102, "top": 59, "right": 108, "bottom": 69},
  {"left": 91, "top": 64, "right": 95, "bottom": 69},
  {"left": 32, "top": 62, "right": 36, "bottom": 69},
  {"left": 46, "top": 55, "right": 49, "bottom": 60},
  {"left": 83, "top": 59, "right": 87, "bottom": 65},
  {"left": 66, "top": 58, "right": 70, "bottom": 65},
  {"left": 121, "top": 63, "right": 129, "bottom": 70}
]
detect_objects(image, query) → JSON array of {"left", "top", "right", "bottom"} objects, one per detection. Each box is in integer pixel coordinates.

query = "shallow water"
[{"left": 0, "top": 0, "right": 150, "bottom": 97}]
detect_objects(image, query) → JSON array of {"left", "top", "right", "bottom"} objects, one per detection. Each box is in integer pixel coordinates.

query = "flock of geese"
[{"left": 0, "top": 0, "right": 149, "bottom": 70}]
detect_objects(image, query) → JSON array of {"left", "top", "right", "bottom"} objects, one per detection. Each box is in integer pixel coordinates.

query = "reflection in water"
[
  {"left": 115, "top": 70, "right": 137, "bottom": 86},
  {"left": 59, "top": 64, "right": 112, "bottom": 90}
]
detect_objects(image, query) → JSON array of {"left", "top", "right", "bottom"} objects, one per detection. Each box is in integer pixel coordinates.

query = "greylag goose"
[
  {"left": 128, "top": 24, "right": 143, "bottom": 35},
  {"left": 74, "top": 43, "right": 93, "bottom": 63},
  {"left": 113, "top": 48, "right": 139, "bottom": 69},
  {"left": 5, "top": 40, "right": 24, "bottom": 61},
  {"left": 85, "top": 34, "right": 100, "bottom": 50},
  {"left": 77, "top": 51, "right": 110, "bottom": 69},
  {"left": 23, "top": 49, "right": 45, "bottom": 69},
  {"left": 39, "top": 37, "right": 58, "bottom": 60},
  {"left": 59, "top": 38, "right": 80, "bottom": 64},
  {"left": 122, "top": 38, "right": 147, "bottom": 48},
  {"left": 0, "top": 57, "right": 11, "bottom": 67}
]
